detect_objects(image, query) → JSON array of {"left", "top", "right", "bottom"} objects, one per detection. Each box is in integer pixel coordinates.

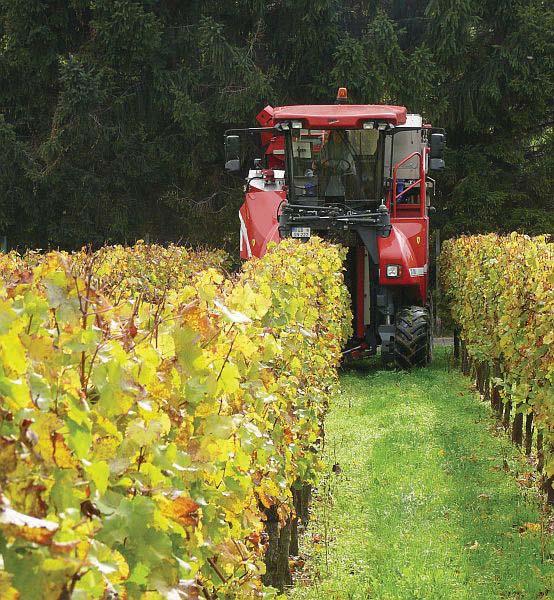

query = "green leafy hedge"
[
  {"left": 440, "top": 233, "right": 553, "bottom": 498},
  {"left": 0, "top": 239, "right": 351, "bottom": 598}
]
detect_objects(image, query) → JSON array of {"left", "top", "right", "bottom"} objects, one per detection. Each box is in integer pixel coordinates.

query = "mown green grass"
[{"left": 289, "top": 350, "right": 553, "bottom": 600}]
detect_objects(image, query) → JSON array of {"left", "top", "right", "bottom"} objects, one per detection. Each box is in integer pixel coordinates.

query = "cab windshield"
[{"left": 288, "top": 128, "right": 383, "bottom": 204}]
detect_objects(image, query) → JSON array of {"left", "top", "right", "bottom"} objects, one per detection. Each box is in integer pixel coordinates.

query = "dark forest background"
[{"left": 0, "top": 0, "right": 552, "bottom": 251}]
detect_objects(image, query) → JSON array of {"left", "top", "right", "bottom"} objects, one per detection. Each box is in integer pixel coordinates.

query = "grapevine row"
[
  {"left": 0, "top": 239, "right": 351, "bottom": 598},
  {"left": 440, "top": 233, "right": 553, "bottom": 501}
]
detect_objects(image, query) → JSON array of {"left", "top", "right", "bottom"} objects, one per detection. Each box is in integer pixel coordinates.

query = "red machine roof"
[{"left": 272, "top": 104, "right": 407, "bottom": 128}]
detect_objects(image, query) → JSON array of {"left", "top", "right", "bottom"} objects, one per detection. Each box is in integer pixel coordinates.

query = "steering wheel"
[{"left": 319, "top": 158, "right": 352, "bottom": 173}]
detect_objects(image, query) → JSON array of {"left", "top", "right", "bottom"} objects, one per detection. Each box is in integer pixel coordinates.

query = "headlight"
[{"left": 386, "top": 264, "right": 401, "bottom": 278}]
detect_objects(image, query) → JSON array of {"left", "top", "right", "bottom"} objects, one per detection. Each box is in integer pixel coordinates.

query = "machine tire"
[{"left": 393, "top": 306, "right": 432, "bottom": 370}]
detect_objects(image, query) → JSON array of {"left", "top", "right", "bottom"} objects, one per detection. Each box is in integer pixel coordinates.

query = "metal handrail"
[{"left": 391, "top": 151, "right": 425, "bottom": 218}]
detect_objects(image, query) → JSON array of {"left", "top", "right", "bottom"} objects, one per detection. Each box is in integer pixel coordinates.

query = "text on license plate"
[{"left": 291, "top": 227, "right": 311, "bottom": 238}]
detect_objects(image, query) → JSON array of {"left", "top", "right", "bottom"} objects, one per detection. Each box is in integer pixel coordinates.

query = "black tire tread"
[{"left": 393, "top": 306, "right": 431, "bottom": 369}]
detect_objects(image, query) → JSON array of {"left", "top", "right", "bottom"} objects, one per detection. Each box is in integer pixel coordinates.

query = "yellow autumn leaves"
[
  {"left": 0, "top": 238, "right": 351, "bottom": 598},
  {"left": 440, "top": 233, "right": 553, "bottom": 478}
]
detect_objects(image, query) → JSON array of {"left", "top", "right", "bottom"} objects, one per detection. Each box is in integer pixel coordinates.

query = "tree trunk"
[
  {"left": 524, "top": 412, "right": 533, "bottom": 456},
  {"left": 491, "top": 361, "right": 503, "bottom": 418},
  {"left": 502, "top": 400, "right": 511, "bottom": 430},
  {"left": 512, "top": 412, "right": 523, "bottom": 446},
  {"left": 453, "top": 328, "right": 460, "bottom": 360},
  {"left": 537, "top": 432, "right": 544, "bottom": 472},
  {"left": 545, "top": 474, "right": 554, "bottom": 505},
  {"left": 491, "top": 384, "right": 502, "bottom": 417},
  {"left": 297, "top": 484, "right": 311, "bottom": 525},
  {"left": 289, "top": 513, "right": 299, "bottom": 557},
  {"left": 483, "top": 364, "right": 490, "bottom": 402},
  {"left": 290, "top": 482, "right": 312, "bottom": 556},
  {"left": 479, "top": 363, "right": 486, "bottom": 395},
  {"left": 475, "top": 363, "right": 482, "bottom": 393},
  {"left": 262, "top": 507, "right": 292, "bottom": 590}
]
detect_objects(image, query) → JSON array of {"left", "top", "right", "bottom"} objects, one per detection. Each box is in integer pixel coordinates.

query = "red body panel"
[
  {"left": 239, "top": 190, "right": 285, "bottom": 259},
  {"left": 257, "top": 106, "right": 286, "bottom": 169},
  {"left": 241, "top": 100, "right": 432, "bottom": 347},
  {"left": 272, "top": 104, "right": 407, "bottom": 128},
  {"left": 264, "top": 137, "right": 285, "bottom": 169},
  {"left": 378, "top": 218, "right": 429, "bottom": 302}
]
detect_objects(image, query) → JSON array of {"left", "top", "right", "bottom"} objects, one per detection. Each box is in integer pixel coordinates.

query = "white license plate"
[{"left": 291, "top": 227, "right": 311, "bottom": 238}]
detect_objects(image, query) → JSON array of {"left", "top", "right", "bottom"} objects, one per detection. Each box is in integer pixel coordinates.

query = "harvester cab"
[{"left": 225, "top": 88, "right": 445, "bottom": 368}]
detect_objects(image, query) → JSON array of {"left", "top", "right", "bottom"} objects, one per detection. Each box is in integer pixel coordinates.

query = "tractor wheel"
[{"left": 393, "top": 306, "right": 432, "bottom": 369}]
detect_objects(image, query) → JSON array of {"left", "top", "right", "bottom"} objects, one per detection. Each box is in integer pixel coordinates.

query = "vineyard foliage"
[
  {"left": 440, "top": 234, "right": 554, "bottom": 476},
  {"left": 0, "top": 239, "right": 351, "bottom": 598},
  {"left": 0, "top": 243, "right": 230, "bottom": 303}
]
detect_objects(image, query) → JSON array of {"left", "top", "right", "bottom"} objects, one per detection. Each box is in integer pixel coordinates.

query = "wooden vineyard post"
[
  {"left": 512, "top": 411, "right": 524, "bottom": 447},
  {"left": 524, "top": 412, "right": 534, "bottom": 456},
  {"left": 453, "top": 328, "right": 460, "bottom": 361},
  {"left": 262, "top": 507, "right": 293, "bottom": 590},
  {"left": 546, "top": 467, "right": 554, "bottom": 505},
  {"left": 491, "top": 361, "right": 503, "bottom": 418},
  {"left": 502, "top": 400, "right": 512, "bottom": 430},
  {"left": 290, "top": 482, "right": 312, "bottom": 556},
  {"left": 537, "top": 432, "right": 544, "bottom": 472},
  {"left": 483, "top": 363, "right": 490, "bottom": 402},
  {"left": 475, "top": 362, "right": 482, "bottom": 395}
]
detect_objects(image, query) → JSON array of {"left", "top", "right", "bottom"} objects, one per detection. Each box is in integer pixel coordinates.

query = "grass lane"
[{"left": 289, "top": 350, "right": 553, "bottom": 600}]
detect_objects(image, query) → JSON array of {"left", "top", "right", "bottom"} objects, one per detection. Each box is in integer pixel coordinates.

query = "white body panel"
[
  {"left": 246, "top": 169, "right": 286, "bottom": 192},
  {"left": 384, "top": 114, "right": 426, "bottom": 180}
]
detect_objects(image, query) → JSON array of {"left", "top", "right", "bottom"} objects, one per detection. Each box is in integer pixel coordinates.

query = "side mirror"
[
  {"left": 224, "top": 135, "right": 241, "bottom": 173},
  {"left": 430, "top": 133, "right": 446, "bottom": 159},
  {"left": 429, "top": 132, "right": 446, "bottom": 171}
]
